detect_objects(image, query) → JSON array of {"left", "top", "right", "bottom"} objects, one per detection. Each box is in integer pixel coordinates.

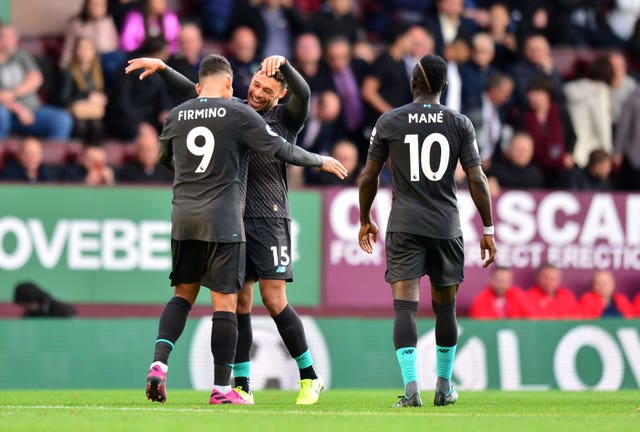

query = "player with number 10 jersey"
[{"left": 368, "top": 104, "right": 480, "bottom": 240}]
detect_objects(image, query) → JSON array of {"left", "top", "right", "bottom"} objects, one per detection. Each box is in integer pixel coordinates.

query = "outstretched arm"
[
  {"left": 262, "top": 56, "right": 310, "bottom": 128},
  {"left": 358, "top": 159, "right": 384, "bottom": 254},
  {"left": 465, "top": 164, "right": 497, "bottom": 268},
  {"left": 274, "top": 141, "right": 347, "bottom": 179},
  {"left": 125, "top": 57, "right": 197, "bottom": 102}
]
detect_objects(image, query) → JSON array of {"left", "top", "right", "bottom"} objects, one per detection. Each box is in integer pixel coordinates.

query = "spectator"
[
  {"left": 525, "top": 263, "right": 579, "bottom": 319},
  {"left": 13, "top": 281, "right": 76, "bottom": 318},
  {"left": 606, "top": 0, "right": 640, "bottom": 47},
  {"left": 470, "top": 72, "right": 514, "bottom": 165},
  {"left": 292, "top": 32, "right": 333, "bottom": 95},
  {"left": 230, "top": 0, "right": 309, "bottom": 59},
  {"left": 460, "top": 32, "right": 496, "bottom": 116},
  {"left": 487, "top": 131, "right": 544, "bottom": 190},
  {"left": 119, "top": 0, "right": 181, "bottom": 54},
  {"left": 166, "top": 22, "right": 204, "bottom": 89},
  {"left": 352, "top": 39, "right": 376, "bottom": 64},
  {"left": 59, "top": 37, "right": 108, "bottom": 143},
  {"left": 108, "top": 0, "right": 138, "bottom": 32},
  {"left": 423, "top": 0, "right": 479, "bottom": 56},
  {"left": 612, "top": 86, "right": 640, "bottom": 190},
  {"left": 521, "top": 77, "right": 575, "bottom": 189},
  {"left": 510, "top": 34, "right": 565, "bottom": 109},
  {"left": 117, "top": 123, "right": 173, "bottom": 183},
  {"left": 578, "top": 269, "right": 635, "bottom": 319},
  {"left": 61, "top": 144, "right": 115, "bottom": 186},
  {"left": 298, "top": 90, "right": 342, "bottom": 155},
  {"left": 0, "top": 22, "right": 73, "bottom": 140},
  {"left": 571, "top": 149, "right": 613, "bottom": 191},
  {"left": 441, "top": 35, "right": 472, "bottom": 113},
  {"left": 310, "top": 139, "right": 359, "bottom": 186},
  {"left": 508, "top": 1, "right": 553, "bottom": 47},
  {"left": 634, "top": 292, "right": 640, "bottom": 317},
  {"left": 60, "top": 0, "right": 124, "bottom": 87},
  {"left": 609, "top": 51, "right": 637, "bottom": 128},
  {"left": 310, "top": 0, "right": 362, "bottom": 46},
  {"left": 226, "top": 26, "right": 260, "bottom": 101},
  {"left": 484, "top": 2, "right": 517, "bottom": 70},
  {"left": 563, "top": 56, "right": 613, "bottom": 169},
  {"left": 403, "top": 25, "right": 435, "bottom": 79},
  {"left": 324, "top": 36, "right": 367, "bottom": 150},
  {"left": 361, "top": 21, "right": 412, "bottom": 132},
  {"left": 468, "top": 266, "right": 534, "bottom": 319},
  {"left": 1, "top": 136, "right": 54, "bottom": 182},
  {"left": 106, "top": 36, "right": 173, "bottom": 140},
  {"left": 200, "top": 0, "right": 236, "bottom": 40}
]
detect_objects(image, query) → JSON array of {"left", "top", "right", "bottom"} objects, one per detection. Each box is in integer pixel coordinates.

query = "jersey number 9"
[{"left": 187, "top": 126, "right": 215, "bottom": 173}]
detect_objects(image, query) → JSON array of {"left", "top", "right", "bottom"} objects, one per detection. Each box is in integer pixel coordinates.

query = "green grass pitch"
[{"left": 1, "top": 390, "right": 638, "bottom": 432}]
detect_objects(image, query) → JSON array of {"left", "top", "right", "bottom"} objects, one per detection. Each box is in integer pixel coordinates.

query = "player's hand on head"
[
  {"left": 125, "top": 57, "right": 167, "bottom": 80},
  {"left": 358, "top": 222, "right": 379, "bottom": 254},
  {"left": 480, "top": 235, "right": 497, "bottom": 268},
  {"left": 320, "top": 156, "right": 348, "bottom": 179},
  {"left": 261, "top": 56, "right": 286, "bottom": 77}
]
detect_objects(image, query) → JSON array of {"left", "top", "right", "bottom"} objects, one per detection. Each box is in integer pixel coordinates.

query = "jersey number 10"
[{"left": 404, "top": 133, "right": 450, "bottom": 182}]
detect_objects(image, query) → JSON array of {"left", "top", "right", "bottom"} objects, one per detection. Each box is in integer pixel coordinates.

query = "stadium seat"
[{"left": 103, "top": 141, "right": 135, "bottom": 167}]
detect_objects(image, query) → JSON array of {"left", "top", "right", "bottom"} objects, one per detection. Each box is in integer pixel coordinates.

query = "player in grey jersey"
[
  {"left": 127, "top": 54, "right": 330, "bottom": 404},
  {"left": 358, "top": 54, "right": 497, "bottom": 408},
  {"left": 139, "top": 54, "right": 346, "bottom": 406}
]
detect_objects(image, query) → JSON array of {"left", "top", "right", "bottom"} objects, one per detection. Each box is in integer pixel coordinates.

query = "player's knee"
[
  {"left": 259, "top": 280, "right": 287, "bottom": 315},
  {"left": 431, "top": 284, "right": 458, "bottom": 304}
]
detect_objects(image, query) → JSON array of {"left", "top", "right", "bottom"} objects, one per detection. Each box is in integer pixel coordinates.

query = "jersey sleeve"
[
  {"left": 240, "top": 106, "right": 322, "bottom": 167},
  {"left": 158, "top": 66, "right": 198, "bottom": 103},
  {"left": 458, "top": 115, "right": 482, "bottom": 169},
  {"left": 367, "top": 115, "right": 390, "bottom": 163},
  {"left": 158, "top": 109, "right": 177, "bottom": 171}
]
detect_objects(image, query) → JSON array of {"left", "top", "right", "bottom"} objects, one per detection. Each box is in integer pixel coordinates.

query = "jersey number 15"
[{"left": 404, "top": 133, "right": 450, "bottom": 182}]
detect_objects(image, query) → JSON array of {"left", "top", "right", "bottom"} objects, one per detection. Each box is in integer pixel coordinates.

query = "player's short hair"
[
  {"left": 199, "top": 54, "right": 233, "bottom": 81},
  {"left": 269, "top": 68, "right": 288, "bottom": 90},
  {"left": 411, "top": 54, "right": 448, "bottom": 95}
]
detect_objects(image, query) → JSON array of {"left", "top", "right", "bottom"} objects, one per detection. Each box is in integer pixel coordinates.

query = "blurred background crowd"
[{"left": 1, "top": 0, "right": 640, "bottom": 190}]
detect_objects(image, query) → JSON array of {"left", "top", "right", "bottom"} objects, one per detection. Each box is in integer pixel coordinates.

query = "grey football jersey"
[
  {"left": 368, "top": 102, "right": 481, "bottom": 239},
  {"left": 245, "top": 105, "right": 299, "bottom": 218},
  {"left": 159, "top": 97, "right": 289, "bottom": 243}
]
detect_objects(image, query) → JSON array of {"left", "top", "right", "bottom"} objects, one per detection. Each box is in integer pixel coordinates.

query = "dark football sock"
[
  {"left": 393, "top": 299, "right": 419, "bottom": 349},
  {"left": 432, "top": 299, "right": 457, "bottom": 347},
  {"left": 153, "top": 296, "right": 192, "bottom": 364},
  {"left": 273, "top": 304, "right": 317, "bottom": 380},
  {"left": 211, "top": 311, "right": 238, "bottom": 386},
  {"left": 233, "top": 313, "right": 252, "bottom": 392}
]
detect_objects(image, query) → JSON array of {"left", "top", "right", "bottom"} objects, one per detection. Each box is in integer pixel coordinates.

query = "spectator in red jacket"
[
  {"left": 634, "top": 293, "right": 640, "bottom": 318},
  {"left": 468, "top": 266, "right": 535, "bottom": 319},
  {"left": 525, "top": 263, "right": 579, "bottom": 319},
  {"left": 578, "top": 270, "right": 635, "bottom": 318}
]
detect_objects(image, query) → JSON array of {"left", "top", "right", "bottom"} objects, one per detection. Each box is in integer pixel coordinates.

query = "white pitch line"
[{"left": 0, "top": 405, "right": 620, "bottom": 418}]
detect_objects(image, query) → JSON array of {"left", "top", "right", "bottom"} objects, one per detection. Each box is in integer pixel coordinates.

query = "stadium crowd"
[
  {"left": 1, "top": 0, "right": 640, "bottom": 189},
  {"left": 1, "top": 1, "right": 639, "bottom": 317}
]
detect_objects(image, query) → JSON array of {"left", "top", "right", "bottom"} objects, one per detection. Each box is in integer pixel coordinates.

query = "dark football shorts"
[
  {"left": 384, "top": 231, "right": 464, "bottom": 286},
  {"left": 170, "top": 239, "right": 245, "bottom": 294},
  {"left": 244, "top": 217, "right": 293, "bottom": 282}
]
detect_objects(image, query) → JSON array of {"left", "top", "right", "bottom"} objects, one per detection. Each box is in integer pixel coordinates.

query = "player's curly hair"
[
  {"left": 199, "top": 54, "right": 233, "bottom": 80},
  {"left": 411, "top": 54, "right": 448, "bottom": 96}
]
